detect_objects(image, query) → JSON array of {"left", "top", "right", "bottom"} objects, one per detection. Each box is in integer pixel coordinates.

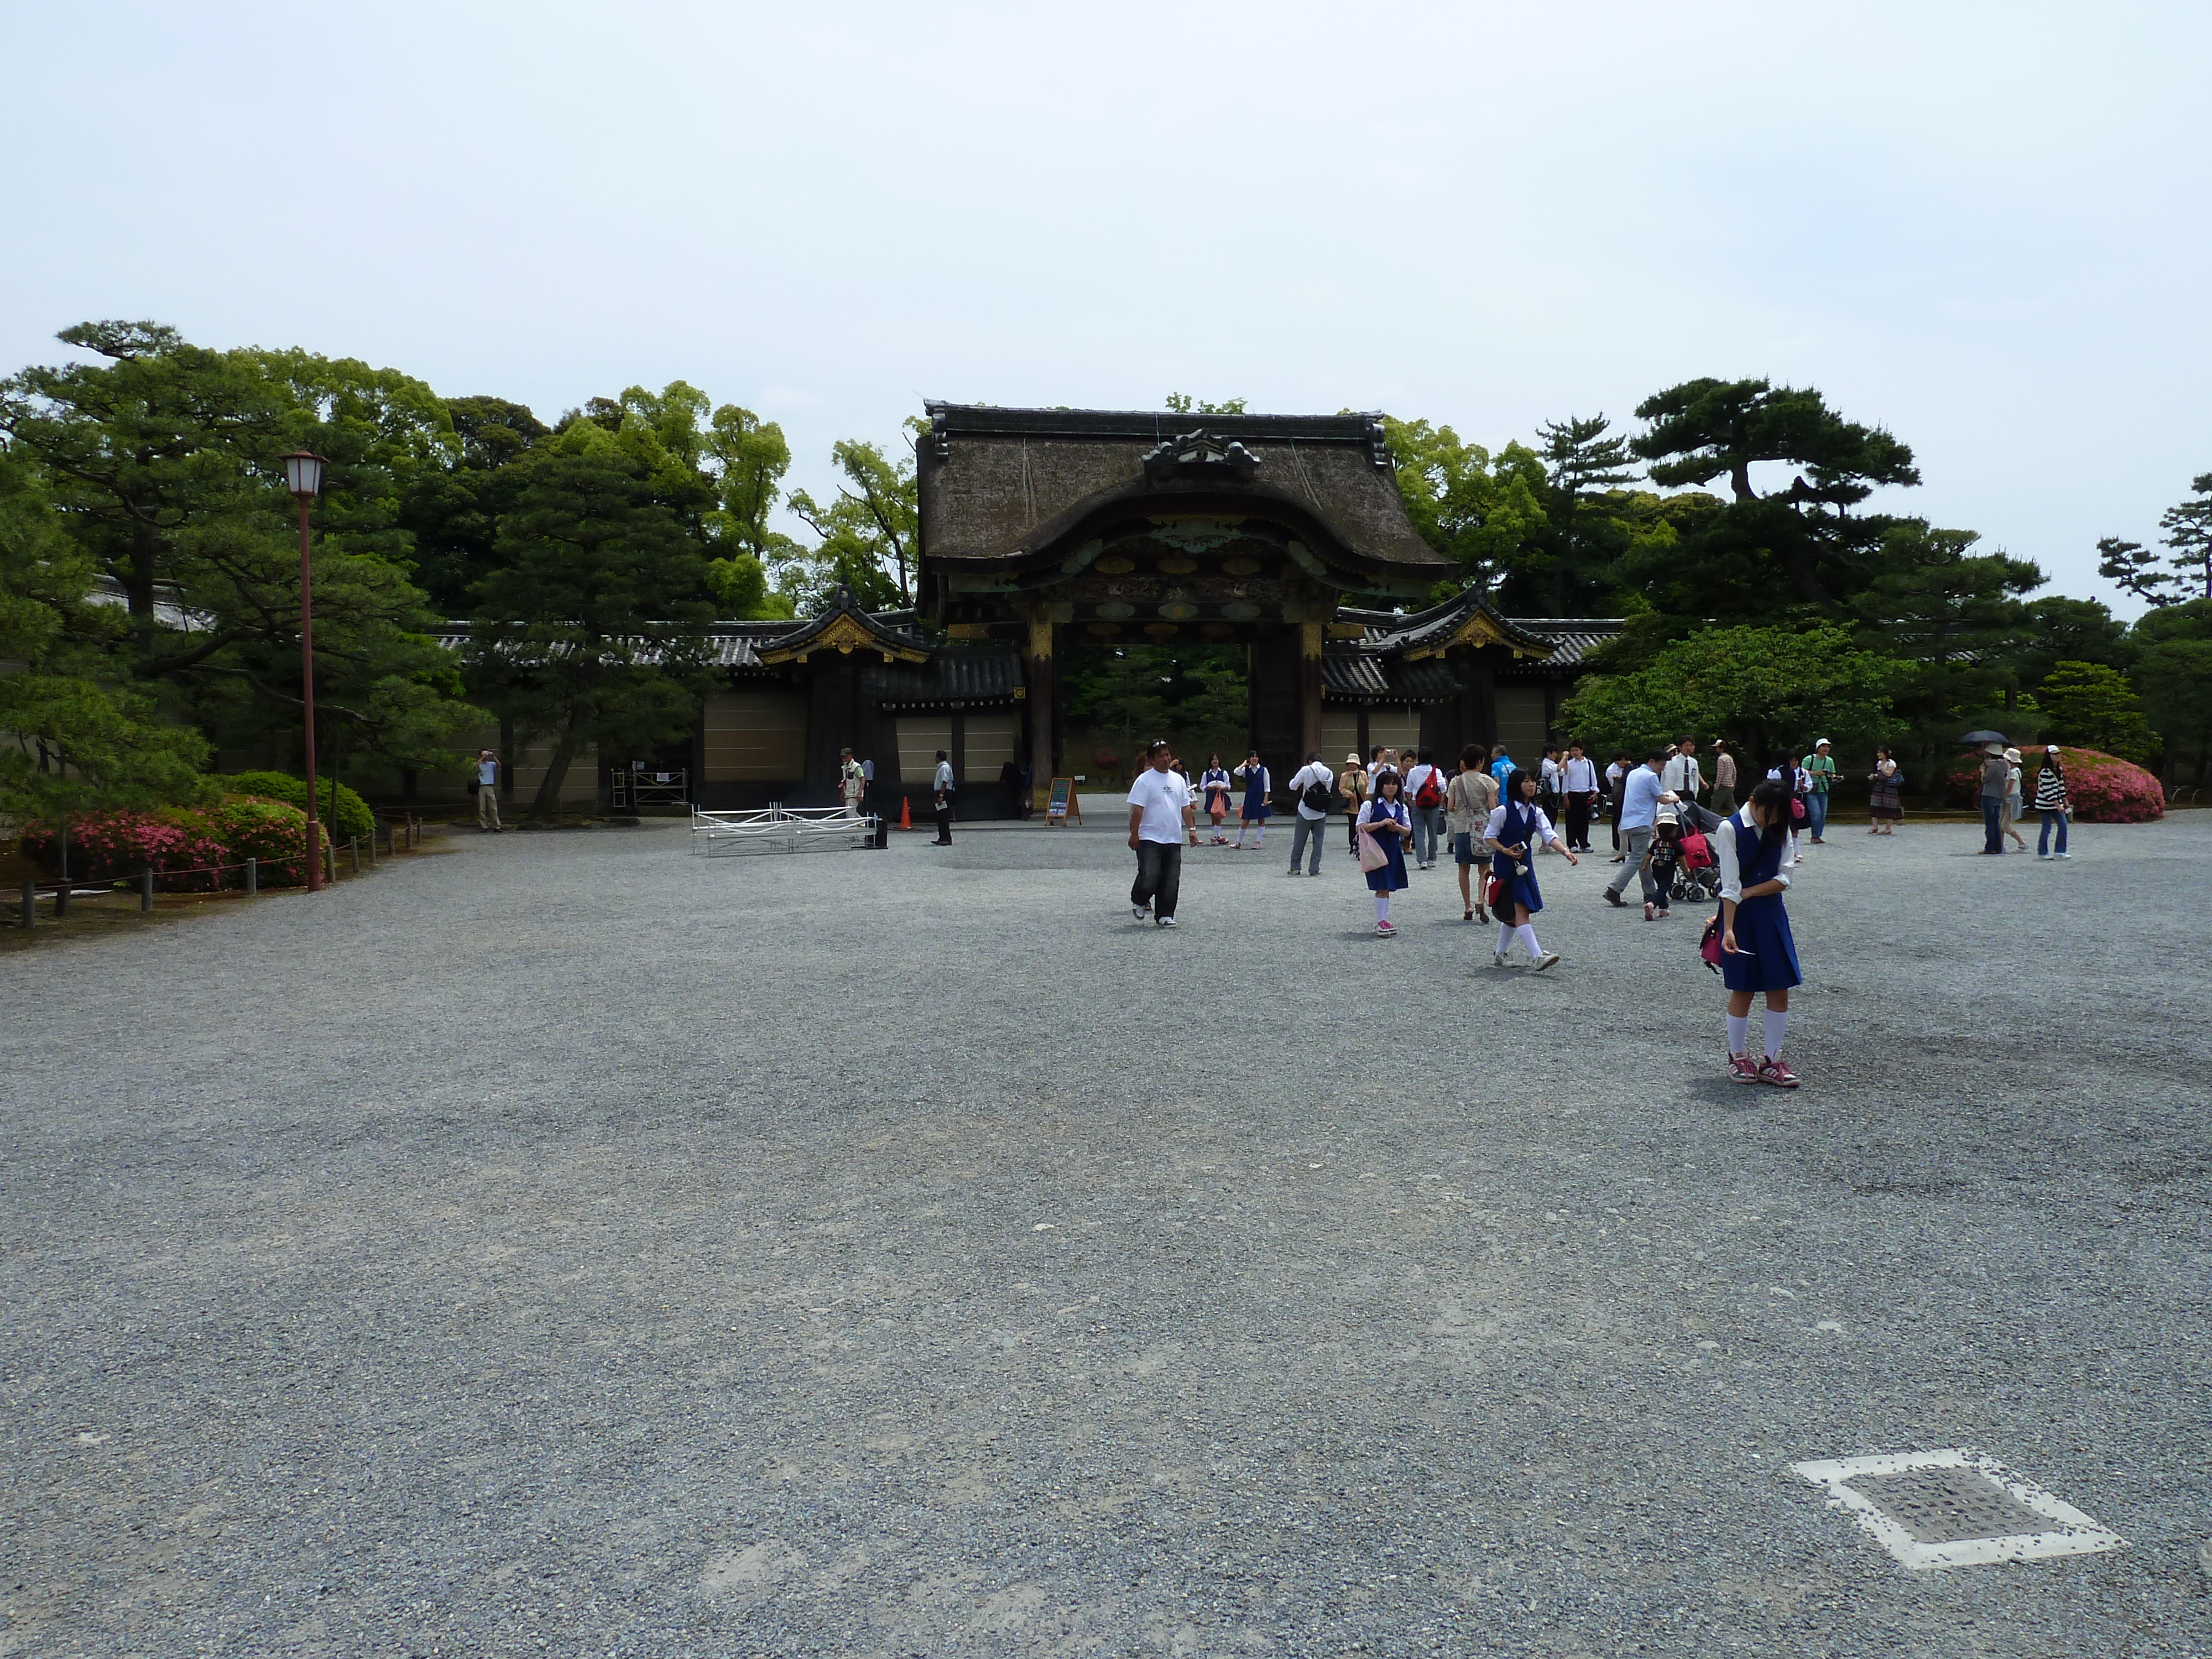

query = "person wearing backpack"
[
  {"left": 1403, "top": 747, "right": 1446, "bottom": 869},
  {"left": 1447, "top": 744, "right": 1499, "bottom": 923},
  {"left": 1286, "top": 751, "right": 1336, "bottom": 877}
]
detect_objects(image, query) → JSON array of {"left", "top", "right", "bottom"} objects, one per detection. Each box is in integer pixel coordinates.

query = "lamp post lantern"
[{"left": 281, "top": 450, "right": 327, "bottom": 892}]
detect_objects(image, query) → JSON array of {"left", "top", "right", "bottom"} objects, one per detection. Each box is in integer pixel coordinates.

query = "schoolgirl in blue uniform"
[
  {"left": 1483, "top": 768, "right": 1577, "bottom": 969},
  {"left": 1199, "top": 755, "right": 1233, "bottom": 844},
  {"left": 1230, "top": 750, "right": 1271, "bottom": 849},
  {"left": 1718, "top": 778, "right": 1803, "bottom": 1087},
  {"left": 1357, "top": 769, "right": 1413, "bottom": 935}
]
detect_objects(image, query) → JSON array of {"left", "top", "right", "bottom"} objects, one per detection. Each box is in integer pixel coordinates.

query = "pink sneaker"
[
  {"left": 1757, "top": 1056, "right": 1800, "bottom": 1089},
  {"left": 1727, "top": 1052, "right": 1761, "bottom": 1084},
  {"left": 1644, "top": 901, "right": 1655, "bottom": 920},
  {"left": 1375, "top": 920, "right": 1397, "bottom": 936}
]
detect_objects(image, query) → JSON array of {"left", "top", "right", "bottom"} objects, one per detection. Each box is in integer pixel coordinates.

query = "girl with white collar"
[{"left": 1718, "top": 778, "right": 1803, "bottom": 1087}]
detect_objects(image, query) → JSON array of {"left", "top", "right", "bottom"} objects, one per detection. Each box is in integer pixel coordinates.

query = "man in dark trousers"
[
  {"left": 931, "top": 749, "right": 956, "bottom": 844},
  {"left": 1126, "top": 739, "right": 1193, "bottom": 927}
]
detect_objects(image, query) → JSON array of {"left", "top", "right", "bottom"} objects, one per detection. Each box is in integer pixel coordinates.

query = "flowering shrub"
[
  {"left": 18, "top": 794, "right": 320, "bottom": 887},
  {"left": 1945, "top": 747, "right": 2164, "bottom": 823},
  {"left": 205, "top": 796, "right": 316, "bottom": 886},
  {"left": 18, "top": 809, "right": 231, "bottom": 889}
]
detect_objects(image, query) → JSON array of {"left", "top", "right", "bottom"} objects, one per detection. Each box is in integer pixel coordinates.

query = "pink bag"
[
  {"left": 1699, "top": 910, "right": 1726, "bottom": 973},
  {"left": 1357, "top": 830, "right": 1389, "bottom": 873}
]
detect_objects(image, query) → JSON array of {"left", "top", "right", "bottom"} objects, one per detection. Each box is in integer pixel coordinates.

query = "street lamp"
[{"left": 281, "top": 450, "right": 327, "bottom": 893}]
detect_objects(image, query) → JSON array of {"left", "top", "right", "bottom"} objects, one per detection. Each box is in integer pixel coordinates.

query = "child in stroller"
[{"left": 1664, "top": 794, "right": 1723, "bottom": 907}]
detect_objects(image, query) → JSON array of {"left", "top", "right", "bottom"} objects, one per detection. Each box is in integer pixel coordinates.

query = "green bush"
[
  {"left": 217, "top": 771, "right": 375, "bottom": 846},
  {"left": 206, "top": 795, "right": 317, "bottom": 885}
]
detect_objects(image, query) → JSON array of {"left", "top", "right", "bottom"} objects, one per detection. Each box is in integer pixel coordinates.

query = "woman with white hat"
[{"left": 2000, "top": 747, "right": 2030, "bottom": 852}]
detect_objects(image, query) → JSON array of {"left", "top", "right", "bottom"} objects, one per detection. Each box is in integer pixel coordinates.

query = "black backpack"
[{"left": 1301, "top": 771, "right": 1332, "bottom": 813}]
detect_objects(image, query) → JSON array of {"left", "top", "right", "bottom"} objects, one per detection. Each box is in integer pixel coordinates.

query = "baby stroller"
[{"left": 1657, "top": 800, "right": 1722, "bottom": 906}]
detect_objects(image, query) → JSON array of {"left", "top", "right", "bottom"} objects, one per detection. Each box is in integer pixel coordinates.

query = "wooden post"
[
  {"left": 19, "top": 880, "right": 32, "bottom": 929},
  {"left": 349, "top": 837, "right": 360, "bottom": 875},
  {"left": 246, "top": 857, "right": 259, "bottom": 896},
  {"left": 1299, "top": 618, "right": 1324, "bottom": 763},
  {"left": 140, "top": 869, "right": 154, "bottom": 912},
  {"left": 1025, "top": 618, "right": 1055, "bottom": 812}
]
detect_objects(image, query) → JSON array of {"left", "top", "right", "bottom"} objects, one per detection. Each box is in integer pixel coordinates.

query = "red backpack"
[{"left": 1414, "top": 768, "right": 1443, "bottom": 809}]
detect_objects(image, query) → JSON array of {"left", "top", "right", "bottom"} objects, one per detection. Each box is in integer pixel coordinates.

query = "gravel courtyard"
[{"left": 5, "top": 812, "right": 2209, "bottom": 1657}]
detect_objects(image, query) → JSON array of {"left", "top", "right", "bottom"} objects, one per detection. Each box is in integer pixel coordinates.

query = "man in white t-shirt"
[
  {"left": 1402, "top": 747, "right": 1447, "bottom": 869},
  {"left": 1285, "top": 750, "right": 1335, "bottom": 877},
  {"left": 1126, "top": 739, "right": 1193, "bottom": 927}
]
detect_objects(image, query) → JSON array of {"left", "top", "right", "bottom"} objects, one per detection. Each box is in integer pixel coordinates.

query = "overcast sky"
[{"left": 6, "top": 2, "right": 2204, "bottom": 615}]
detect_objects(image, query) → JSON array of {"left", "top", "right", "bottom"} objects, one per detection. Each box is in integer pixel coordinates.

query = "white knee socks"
[
  {"left": 1374, "top": 893, "right": 1390, "bottom": 923},
  {"left": 1763, "top": 1009, "right": 1788, "bottom": 1060},
  {"left": 1253, "top": 825, "right": 1265, "bottom": 846},
  {"left": 1514, "top": 924, "right": 1541, "bottom": 958},
  {"left": 1726, "top": 1013, "right": 1750, "bottom": 1055},
  {"left": 1496, "top": 921, "right": 1515, "bottom": 953}
]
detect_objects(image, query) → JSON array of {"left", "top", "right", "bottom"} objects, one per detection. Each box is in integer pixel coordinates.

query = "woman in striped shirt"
[{"left": 2032, "top": 745, "right": 2072, "bottom": 859}]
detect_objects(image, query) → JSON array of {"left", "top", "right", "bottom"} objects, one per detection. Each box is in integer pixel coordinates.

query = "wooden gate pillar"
[
  {"left": 1299, "top": 619, "right": 1324, "bottom": 761},
  {"left": 1024, "top": 618, "right": 1056, "bottom": 809}
]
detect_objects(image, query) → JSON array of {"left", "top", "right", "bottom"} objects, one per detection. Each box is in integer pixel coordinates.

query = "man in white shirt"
[
  {"left": 1660, "top": 735, "right": 1703, "bottom": 802},
  {"left": 930, "top": 749, "right": 955, "bottom": 844},
  {"left": 1402, "top": 747, "right": 1447, "bottom": 869},
  {"left": 1285, "top": 750, "right": 1335, "bottom": 877},
  {"left": 1126, "top": 739, "right": 1193, "bottom": 927},
  {"left": 473, "top": 749, "right": 502, "bottom": 832},
  {"left": 1558, "top": 742, "right": 1599, "bottom": 852}
]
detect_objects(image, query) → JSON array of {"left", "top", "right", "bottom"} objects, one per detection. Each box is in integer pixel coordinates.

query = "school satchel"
[{"left": 1699, "top": 908, "right": 1726, "bottom": 973}]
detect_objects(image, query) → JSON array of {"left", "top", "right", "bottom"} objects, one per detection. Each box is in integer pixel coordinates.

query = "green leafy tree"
[
  {"left": 2130, "top": 598, "right": 2212, "bottom": 782},
  {"left": 468, "top": 422, "right": 716, "bottom": 817},
  {"left": 1382, "top": 417, "right": 1547, "bottom": 599},
  {"left": 786, "top": 427, "right": 922, "bottom": 610},
  {"left": 0, "top": 322, "right": 479, "bottom": 779},
  {"left": 1492, "top": 415, "right": 1646, "bottom": 614},
  {"left": 1624, "top": 377, "right": 1921, "bottom": 615},
  {"left": 2035, "top": 660, "right": 2159, "bottom": 765},
  {"left": 1559, "top": 623, "right": 1905, "bottom": 766},
  {"left": 2157, "top": 473, "right": 2212, "bottom": 602},
  {"left": 398, "top": 395, "right": 549, "bottom": 614},
  {"left": 1164, "top": 395, "right": 1248, "bottom": 415},
  {"left": 0, "top": 450, "right": 212, "bottom": 820},
  {"left": 2096, "top": 536, "right": 2178, "bottom": 608}
]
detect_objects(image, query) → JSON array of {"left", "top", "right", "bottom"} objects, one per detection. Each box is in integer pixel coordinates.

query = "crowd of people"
[{"left": 1116, "top": 730, "right": 2067, "bottom": 1093}]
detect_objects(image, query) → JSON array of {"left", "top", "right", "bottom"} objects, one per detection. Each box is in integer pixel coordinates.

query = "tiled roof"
[
  {"left": 862, "top": 649, "right": 1024, "bottom": 708},
  {"left": 1320, "top": 652, "right": 1466, "bottom": 704}
]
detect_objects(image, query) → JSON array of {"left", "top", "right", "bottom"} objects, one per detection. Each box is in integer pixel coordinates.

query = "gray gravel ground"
[{"left": 4, "top": 812, "right": 2209, "bottom": 1657}]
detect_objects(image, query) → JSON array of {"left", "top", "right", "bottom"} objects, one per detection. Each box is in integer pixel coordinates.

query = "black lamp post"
[{"left": 281, "top": 450, "right": 327, "bottom": 893}]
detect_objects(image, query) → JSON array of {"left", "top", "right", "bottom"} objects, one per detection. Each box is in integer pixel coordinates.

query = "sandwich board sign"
[{"left": 1045, "top": 777, "right": 1080, "bottom": 825}]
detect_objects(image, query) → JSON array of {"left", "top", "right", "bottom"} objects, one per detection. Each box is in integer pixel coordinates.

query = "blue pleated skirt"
[{"left": 1721, "top": 893, "right": 1802, "bottom": 992}]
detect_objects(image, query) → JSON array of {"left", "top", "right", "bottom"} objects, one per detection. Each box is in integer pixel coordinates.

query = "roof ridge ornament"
[{"left": 1141, "top": 429, "right": 1262, "bottom": 484}]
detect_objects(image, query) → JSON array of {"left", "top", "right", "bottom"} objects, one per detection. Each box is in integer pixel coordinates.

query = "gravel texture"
[{"left": 4, "top": 814, "right": 2209, "bottom": 1657}]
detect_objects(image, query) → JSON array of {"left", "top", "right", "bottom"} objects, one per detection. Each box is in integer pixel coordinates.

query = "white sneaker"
[
  {"left": 2058, "top": 852, "right": 2073, "bottom": 859},
  {"left": 1531, "top": 952, "right": 1561, "bottom": 972},
  {"left": 2037, "top": 853, "right": 2051, "bottom": 860},
  {"left": 1493, "top": 950, "right": 1509, "bottom": 967},
  {"left": 1132, "top": 905, "right": 1150, "bottom": 921},
  {"left": 1155, "top": 915, "right": 1177, "bottom": 928}
]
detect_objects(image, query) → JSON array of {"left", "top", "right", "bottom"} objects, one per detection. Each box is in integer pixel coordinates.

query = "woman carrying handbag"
[{"left": 1357, "top": 770, "right": 1414, "bottom": 936}]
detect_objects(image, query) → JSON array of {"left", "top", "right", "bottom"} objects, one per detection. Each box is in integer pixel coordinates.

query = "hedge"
[{"left": 215, "top": 771, "right": 376, "bottom": 846}]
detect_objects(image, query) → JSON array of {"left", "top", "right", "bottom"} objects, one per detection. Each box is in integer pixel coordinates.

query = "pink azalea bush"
[
  {"left": 19, "top": 794, "right": 320, "bottom": 888},
  {"left": 1946, "top": 747, "right": 2164, "bottom": 823},
  {"left": 18, "top": 808, "right": 231, "bottom": 890}
]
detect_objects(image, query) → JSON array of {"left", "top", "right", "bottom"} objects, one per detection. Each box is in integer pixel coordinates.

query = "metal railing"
[
  {"left": 689, "top": 804, "right": 875, "bottom": 855},
  {"left": 12, "top": 822, "right": 421, "bottom": 928}
]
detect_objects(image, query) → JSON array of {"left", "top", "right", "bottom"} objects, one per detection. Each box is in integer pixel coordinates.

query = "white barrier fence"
[{"left": 690, "top": 804, "right": 876, "bottom": 855}]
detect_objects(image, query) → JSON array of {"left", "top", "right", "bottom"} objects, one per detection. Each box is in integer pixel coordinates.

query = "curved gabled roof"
[{"left": 917, "top": 404, "right": 1451, "bottom": 587}]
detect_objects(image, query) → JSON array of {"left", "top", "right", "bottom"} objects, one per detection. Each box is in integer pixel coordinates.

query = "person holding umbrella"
[{"left": 1969, "top": 736, "right": 2010, "bottom": 854}]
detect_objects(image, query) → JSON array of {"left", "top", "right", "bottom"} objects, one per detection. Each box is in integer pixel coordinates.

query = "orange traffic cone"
[{"left": 898, "top": 796, "right": 913, "bottom": 832}]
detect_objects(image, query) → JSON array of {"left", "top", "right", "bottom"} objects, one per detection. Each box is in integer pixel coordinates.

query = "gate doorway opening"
[{"left": 1060, "top": 639, "right": 1249, "bottom": 788}]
